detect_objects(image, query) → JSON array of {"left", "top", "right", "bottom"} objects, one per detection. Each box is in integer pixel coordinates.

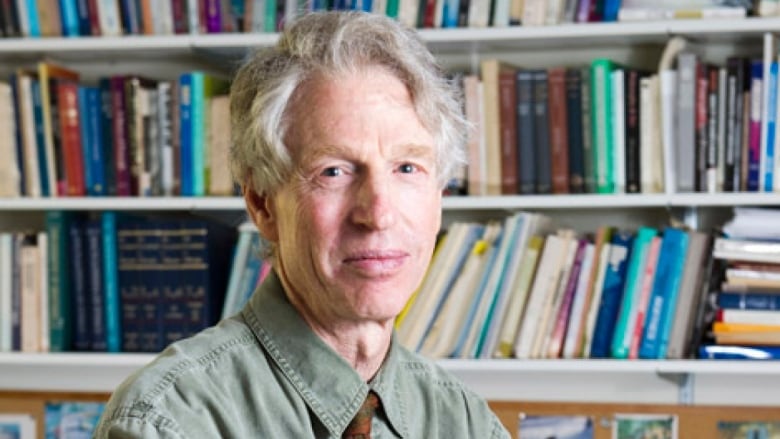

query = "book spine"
[
  {"left": 76, "top": 0, "right": 91, "bottom": 34},
  {"left": 101, "top": 212, "right": 121, "bottom": 352},
  {"left": 119, "top": 0, "right": 139, "bottom": 34},
  {"left": 719, "top": 292, "right": 780, "bottom": 310},
  {"left": 648, "top": 229, "right": 689, "bottom": 359},
  {"left": 10, "top": 235, "right": 22, "bottom": 350},
  {"left": 624, "top": 69, "right": 641, "bottom": 193},
  {"left": 763, "top": 61, "right": 778, "bottom": 191},
  {"left": 179, "top": 72, "right": 193, "bottom": 196},
  {"left": 85, "top": 219, "right": 107, "bottom": 351},
  {"left": 676, "top": 53, "right": 697, "bottom": 193},
  {"left": 498, "top": 69, "right": 518, "bottom": 194},
  {"left": 59, "top": 0, "right": 80, "bottom": 36},
  {"left": 117, "top": 219, "right": 142, "bottom": 352},
  {"left": 57, "top": 79, "right": 86, "bottom": 196},
  {"left": 204, "top": 0, "right": 220, "bottom": 32},
  {"left": 747, "top": 61, "right": 763, "bottom": 192},
  {"left": 628, "top": 235, "right": 661, "bottom": 359},
  {"left": 516, "top": 69, "right": 536, "bottom": 194},
  {"left": 547, "top": 239, "right": 587, "bottom": 358},
  {"left": 533, "top": 69, "right": 551, "bottom": 194},
  {"left": 45, "top": 211, "right": 72, "bottom": 352},
  {"left": 30, "top": 80, "right": 52, "bottom": 196},
  {"left": 565, "top": 68, "right": 585, "bottom": 193},
  {"left": 171, "top": 0, "right": 189, "bottom": 33},
  {"left": 68, "top": 217, "right": 91, "bottom": 351},
  {"left": 548, "top": 67, "right": 569, "bottom": 194},
  {"left": 25, "top": 0, "right": 41, "bottom": 37},
  {"left": 84, "top": 87, "right": 106, "bottom": 195},
  {"left": 588, "top": 234, "right": 630, "bottom": 358},
  {"left": 110, "top": 76, "right": 132, "bottom": 196},
  {"left": 98, "top": 78, "right": 116, "bottom": 195},
  {"left": 580, "top": 66, "right": 595, "bottom": 193},
  {"left": 590, "top": 58, "right": 614, "bottom": 194}
]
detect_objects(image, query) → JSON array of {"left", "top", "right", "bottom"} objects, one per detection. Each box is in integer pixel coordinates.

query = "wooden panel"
[{"left": 489, "top": 401, "right": 780, "bottom": 439}]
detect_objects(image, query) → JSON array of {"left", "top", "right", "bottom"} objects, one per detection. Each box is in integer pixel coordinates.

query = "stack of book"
[
  {"left": 395, "top": 213, "right": 714, "bottom": 360},
  {"left": 701, "top": 207, "right": 780, "bottom": 360}
]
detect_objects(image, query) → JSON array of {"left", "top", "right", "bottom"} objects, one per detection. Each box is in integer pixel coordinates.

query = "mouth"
[{"left": 342, "top": 250, "right": 409, "bottom": 275}]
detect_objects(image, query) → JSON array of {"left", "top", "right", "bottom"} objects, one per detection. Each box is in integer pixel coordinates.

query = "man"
[{"left": 95, "top": 11, "right": 510, "bottom": 438}]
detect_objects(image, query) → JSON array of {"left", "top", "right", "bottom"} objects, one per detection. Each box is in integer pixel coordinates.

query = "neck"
[{"left": 311, "top": 322, "right": 393, "bottom": 381}]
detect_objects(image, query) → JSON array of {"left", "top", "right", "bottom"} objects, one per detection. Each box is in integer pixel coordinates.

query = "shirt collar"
[{"left": 243, "top": 271, "right": 407, "bottom": 437}]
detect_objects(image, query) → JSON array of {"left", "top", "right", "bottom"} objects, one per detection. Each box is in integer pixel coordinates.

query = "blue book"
[
  {"left": 101, "top": 212, "right": 122, "bottom": 352},
  {"left": 59, "top": 0, "right": 80, "bottom": 36},
  {"left": 98, "top": 79, "right": 116, "bottom": 195},
  {"left": 30, "top": 79, "right": 51, "bottom": 196},
  {"left": 190, "top": 72, "right": 205, "bottom": 196},
  {"left": 85, "top": 219, "right": 107, "bottom": 351},
  {"left": 119, "top": 0, "right": 140, "bottom": 34},
  {"left": 699, "top": 344, "right": 780, "bottom": 360},
  {"left": 611, "top": 226, "right": 657, "bottom": 359},
  {"left": 46, "top": 211, "right": 73, "bottom": 352},
  {"left": 589, "top": 231, "right": 632, "bottom": 358},
  {"left": 602, "top": 0, "right": 620, "bottom": 21},
  {"left": 178, "top": 73, "right": 194, "bottom": 196},
  {"left": 78, "top": 86, "right": 106, "bottom": 196},
  {"left": 719, "top": 292, "right": 780, "bottom": 310},
  {"left": 441, "top": 0, "right": 458, "bottom": 27},
  {"left": 75, "top": 0, "right": 91, "bottom": 35},
  {"left": 24, "top": 0, "right": 41, "bottom": 37},
  {"left": 68, "top": 216, "right": 91, "bottom": 351},
  {"left": 350, "top": 0, "right": 372, "bottom": 11},
  {"left": 638, "top": 228, "right": 689, "bottom": 359},
  {"left": 764, "top": 61, "right": 778, "bottom": 192}
]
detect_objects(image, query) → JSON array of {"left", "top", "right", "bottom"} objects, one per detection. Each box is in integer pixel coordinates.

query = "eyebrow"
[{"left": 302, "top": 143, "right": 437, "bottom": 163}]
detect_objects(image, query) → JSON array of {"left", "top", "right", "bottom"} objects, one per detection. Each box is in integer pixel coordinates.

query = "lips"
[{"left": 342, "top": 250, "right": 409, "bottom": 274}]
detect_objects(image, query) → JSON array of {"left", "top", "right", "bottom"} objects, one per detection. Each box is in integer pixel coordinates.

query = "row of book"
[
  {"left": 0, "top": 212, "right": 236, "bottom": 353},
  {"left": 0, "top": 62, "right": 236, "bottom": 198},
  {"left": 396, "top": 212, "right": 717, "bottom": 359},
  {"left": 698, "top": 207, "right": 780, "bottom": 359},
  {"left": 0, "top": 0, "right": 764, "bottom": 40},
  {"left": 463, "top": 34, "right": 780, "bottom": 196}
]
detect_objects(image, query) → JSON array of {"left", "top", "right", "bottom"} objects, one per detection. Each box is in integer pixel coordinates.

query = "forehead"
[{"left": 283, "top": 68, "right": 435, "bottom": 159}]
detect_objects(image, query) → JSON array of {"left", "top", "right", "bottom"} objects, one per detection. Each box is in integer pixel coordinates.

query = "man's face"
[{"left": 257, "top": 67, "right": 442, "bottom": 328}]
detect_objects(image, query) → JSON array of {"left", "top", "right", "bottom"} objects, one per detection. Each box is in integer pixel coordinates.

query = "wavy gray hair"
[{"left": 229, "top": 11, "right": 468, "bottom": 195}]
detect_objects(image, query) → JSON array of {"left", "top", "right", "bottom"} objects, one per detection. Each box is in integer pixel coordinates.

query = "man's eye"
[
  {"left": 321, "top": 167, "right": 343, "bottom": 177},
  {"left": 398, "top": 163, "right": 417, "bottom": 174}
]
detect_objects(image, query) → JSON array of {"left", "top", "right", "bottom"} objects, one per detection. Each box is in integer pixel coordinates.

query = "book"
[
  {"left": 699, "top": 344, "right": 780, "bottom": 359},
  {"left": 713, "top": 238, "right": 780, "bottom": 264},
  {"left": 533, "top": 69, "right": 552, "bottom": 194},
  {"left": 480, "top": 59, "right": 512, "bottom": 195},
  {"left": 566, "top": 67, "right": 586, "bottom": 193},
  {"left": 719, "top": 292, "right": 780, "bottom": 310},
  {"left": 45, "top": 211, "right": 72, "bottom": 352},
  {"left": 676, "top": 52, "right": 698, "bottom": 193},
  {"left": 611, "top": 226, "right": 656, "bottom": 359},
  {"left": 516, "top": 69, "right": 537, "bottom": 194},
  {"left": 589, "top": 230, "right": 632, "bottom": 358},
  {"left": 548, "top": 67, "right": 570, "bottom": 194},
  {"left": 590, "top": 58, "right": 616, "bottom": 194}
]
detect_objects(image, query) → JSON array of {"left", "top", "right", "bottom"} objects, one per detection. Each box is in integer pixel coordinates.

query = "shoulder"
[
  {"left": 95, "top": 316, "right": 261, "bottom": 438},
  {"left": 389, "top": 347, "right": 510, "bottom": 438}
]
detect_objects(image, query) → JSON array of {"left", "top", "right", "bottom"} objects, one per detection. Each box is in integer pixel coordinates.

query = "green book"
[
  {"left": 590, "top": 58, "right": 615, "bottom": 194},
  {"left": 46, "top": 211, "right": 72, "bottom": 352}
]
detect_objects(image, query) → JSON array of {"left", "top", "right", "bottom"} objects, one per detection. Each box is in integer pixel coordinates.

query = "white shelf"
[
  {"left": 2, "top": 193, "right": 779, "bottom": 211},
  {"left": 1, "top": 17, "right": 779, "bottom": 59},
  {"left": 1, "top": 353, "right": 778, "bottom": 405}
]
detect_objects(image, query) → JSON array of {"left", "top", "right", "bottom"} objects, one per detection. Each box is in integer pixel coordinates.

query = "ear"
[{"left": 243, "top": 184, "right": 279, "bottom": 242}]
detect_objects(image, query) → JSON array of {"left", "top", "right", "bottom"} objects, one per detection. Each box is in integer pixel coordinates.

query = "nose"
[{"left": 351, "top": 171, "right": 397, "bottom": 230}]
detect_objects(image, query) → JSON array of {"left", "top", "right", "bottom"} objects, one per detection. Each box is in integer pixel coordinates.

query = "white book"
[
  {"left": 581, "top": 243, "right": 613, "bottom": 358},
  {"left": 15, "top": 75, "right": 41, "bottom": 198},
  {"left": 720, "top": 309, "right": 780, "bottom": 326},
  {"left": 399, "top": 0, "right": 421, "bottom": 28},
  {"left": 513, "top": 234, "right": 566, "bottom": 359},
  {"left": 713, "top": 238, "right": 780, "bottom": 265},
  {"left": 611, "top": 69, "right": 626, "bottom": 194},
  {"left": 221, "top": 228, "right": 255, "bottom": 320},
  {"left": 397, "top": 223, "right": 474, "bottom": 350},
  {"left": 535, "top": 235, "right": 577, "bottom": 358},
  {"left": 420, "top": 233, "right": 494, "bottom": 358},
  {"left": 38, "top": 232, "right": 49, "bottom": 353},
  {"left": 640, "top": 74, "right": 663, "bottom": 193},
  {"left": 660, "top": 70, "right": 677, "bottom": 194},
  {"left": 561, "top": 242, "right": 595, "bottom": 359},
  {"left": 522, "top": 0, "right": 546, "bottom": 26},
  {"left": 156, "top": 0, "right": 174, "bottom": 34},
  {"left": 716, "top": 66, "right": 727, "bottom": 192},
  {"left": 0, "top": 82, "right": 20, "bottom": 197},
  {"left": 0, "top": 233, "right": 12, "bottom": 351},
  {"left": 97, "top": 0, "right": 123, "bottom": 37},
  {"left": 491, "top": 0, "right": 511, "bottom": 27}
]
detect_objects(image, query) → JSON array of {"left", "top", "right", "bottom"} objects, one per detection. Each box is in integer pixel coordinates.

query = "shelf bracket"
[{"left": 656, "top": 371, "right": 694, "bottom": 405}]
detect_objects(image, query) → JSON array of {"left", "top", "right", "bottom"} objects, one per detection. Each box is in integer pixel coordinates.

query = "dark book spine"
[
  {"left": 0, "top": 0, "right": 19, "bottom": 37},
  {"left": 48, "top": 78, "right": 68, "bottom": 196},
  {"left": 99, "top": 78, "right": 117, "bottom": 195},
  {"left": 69, "top": 217, "right": 92, "bottom": 351},
  {"left": 547, "top": 67, "right": 569, "bottom": 194},
  {"left": 85, "top": 219, "right": 107, "bottom": 351},
  {"left": 733, "top": 58, "right": 750, "bottom": 192},
  {"left": 46, "top": 211, "right": 73, "bottom": 352},
  {"left": 31, "top": 80, "right": 52, "bottom": 196},
  {"left": 11, "top": 235, "right": 22, "bottom": 351},
  {"left": 110, "top": 76, "right": 132, "bottom": 196},
  {"left": 119, "top": 0, "right": 140, "bottom": 34},
  {"left": 205, "top": 0, "right": 220, "bottom": 32},
  {"left": 516, "top": 70, "right": 536, "bottom": 194},
  {"left": 172, "top": 0, "right": 189, "bottom": 33},
  {"left": 87, "top": 0, "right": 101, "bottom": 35},
  {"left": 580, "top": 67, "right": 595, "bottom": 193},
  {"left": 10, "top": 74, "right": 26, "bottom": 196},
  {"left": 533, "top": 69, "right": 552, "bottom": 194},
  {"left": 718, "top": 292, "right": 780, "bottom": 310},
  {"left": 724, "top": 58, "right": 740, "bottom": 192},
  {"left": 706, "top": 65, "right": 719, "bottom": 193},
  {"left": 117, "top": 220, "right": 143, "bottom": 352},
  {"left": 589, "top": 231, "right": 632, "bottom": 358},
  {"left": 694, "top": 63, "right": 709, "bottom": 192},
  {"left": 498, "top": 69, "right": 518, "bottom": 195},
  {"left": 746, "top": 61, "right": 763, "bottom": 192},
  {"left": 565, "top": 68, "right": 585, "bottom": 193},
  {"left": 624, "top": 69, "right": 642, "bottom": 194},
  {"left": 76, "top": 0, "right": 91, "bottom": 35}
]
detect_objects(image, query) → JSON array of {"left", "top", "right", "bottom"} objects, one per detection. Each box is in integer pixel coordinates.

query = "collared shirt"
[{"left": 94, "top": 272, "right": 510, "bottom": 438}]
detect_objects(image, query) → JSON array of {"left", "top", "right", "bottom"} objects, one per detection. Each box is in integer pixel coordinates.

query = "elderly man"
[{"left": 95, "top": 11, "right": 509, "bottom": 438}]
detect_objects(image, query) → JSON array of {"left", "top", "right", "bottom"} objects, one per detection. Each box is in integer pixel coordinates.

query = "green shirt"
[{"left": 94, "top": 272, "right": 510, "bottom": 438}]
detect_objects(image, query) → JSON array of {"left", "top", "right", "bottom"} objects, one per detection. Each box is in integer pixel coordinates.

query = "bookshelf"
[{"left": 2, "top": 13, "right": 780, "bottom": 437}]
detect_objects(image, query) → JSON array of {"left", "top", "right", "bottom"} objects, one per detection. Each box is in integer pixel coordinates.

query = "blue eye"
[
  {"left": 399, "top": 164, "right": 416, "bottom": 174},
  {"left": 321, "top": 167, "right": 343, "bottom": 177}
]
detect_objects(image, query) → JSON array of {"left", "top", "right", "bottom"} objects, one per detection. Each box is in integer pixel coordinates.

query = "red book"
[
  {"left": 87, "top": 0, "right": 101, "bottom": 35},
  {"left": 110, "top": 76, "right": 132, "bottom": 196},
  {"left": 548, "top": 67, "right": 570, "bottom": 194},
  {"left": 498, "top": 69, "right": 518, "bottom": 195},
  {"left": 56, "top": 80, "right": 86, "bottom": 196}
]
